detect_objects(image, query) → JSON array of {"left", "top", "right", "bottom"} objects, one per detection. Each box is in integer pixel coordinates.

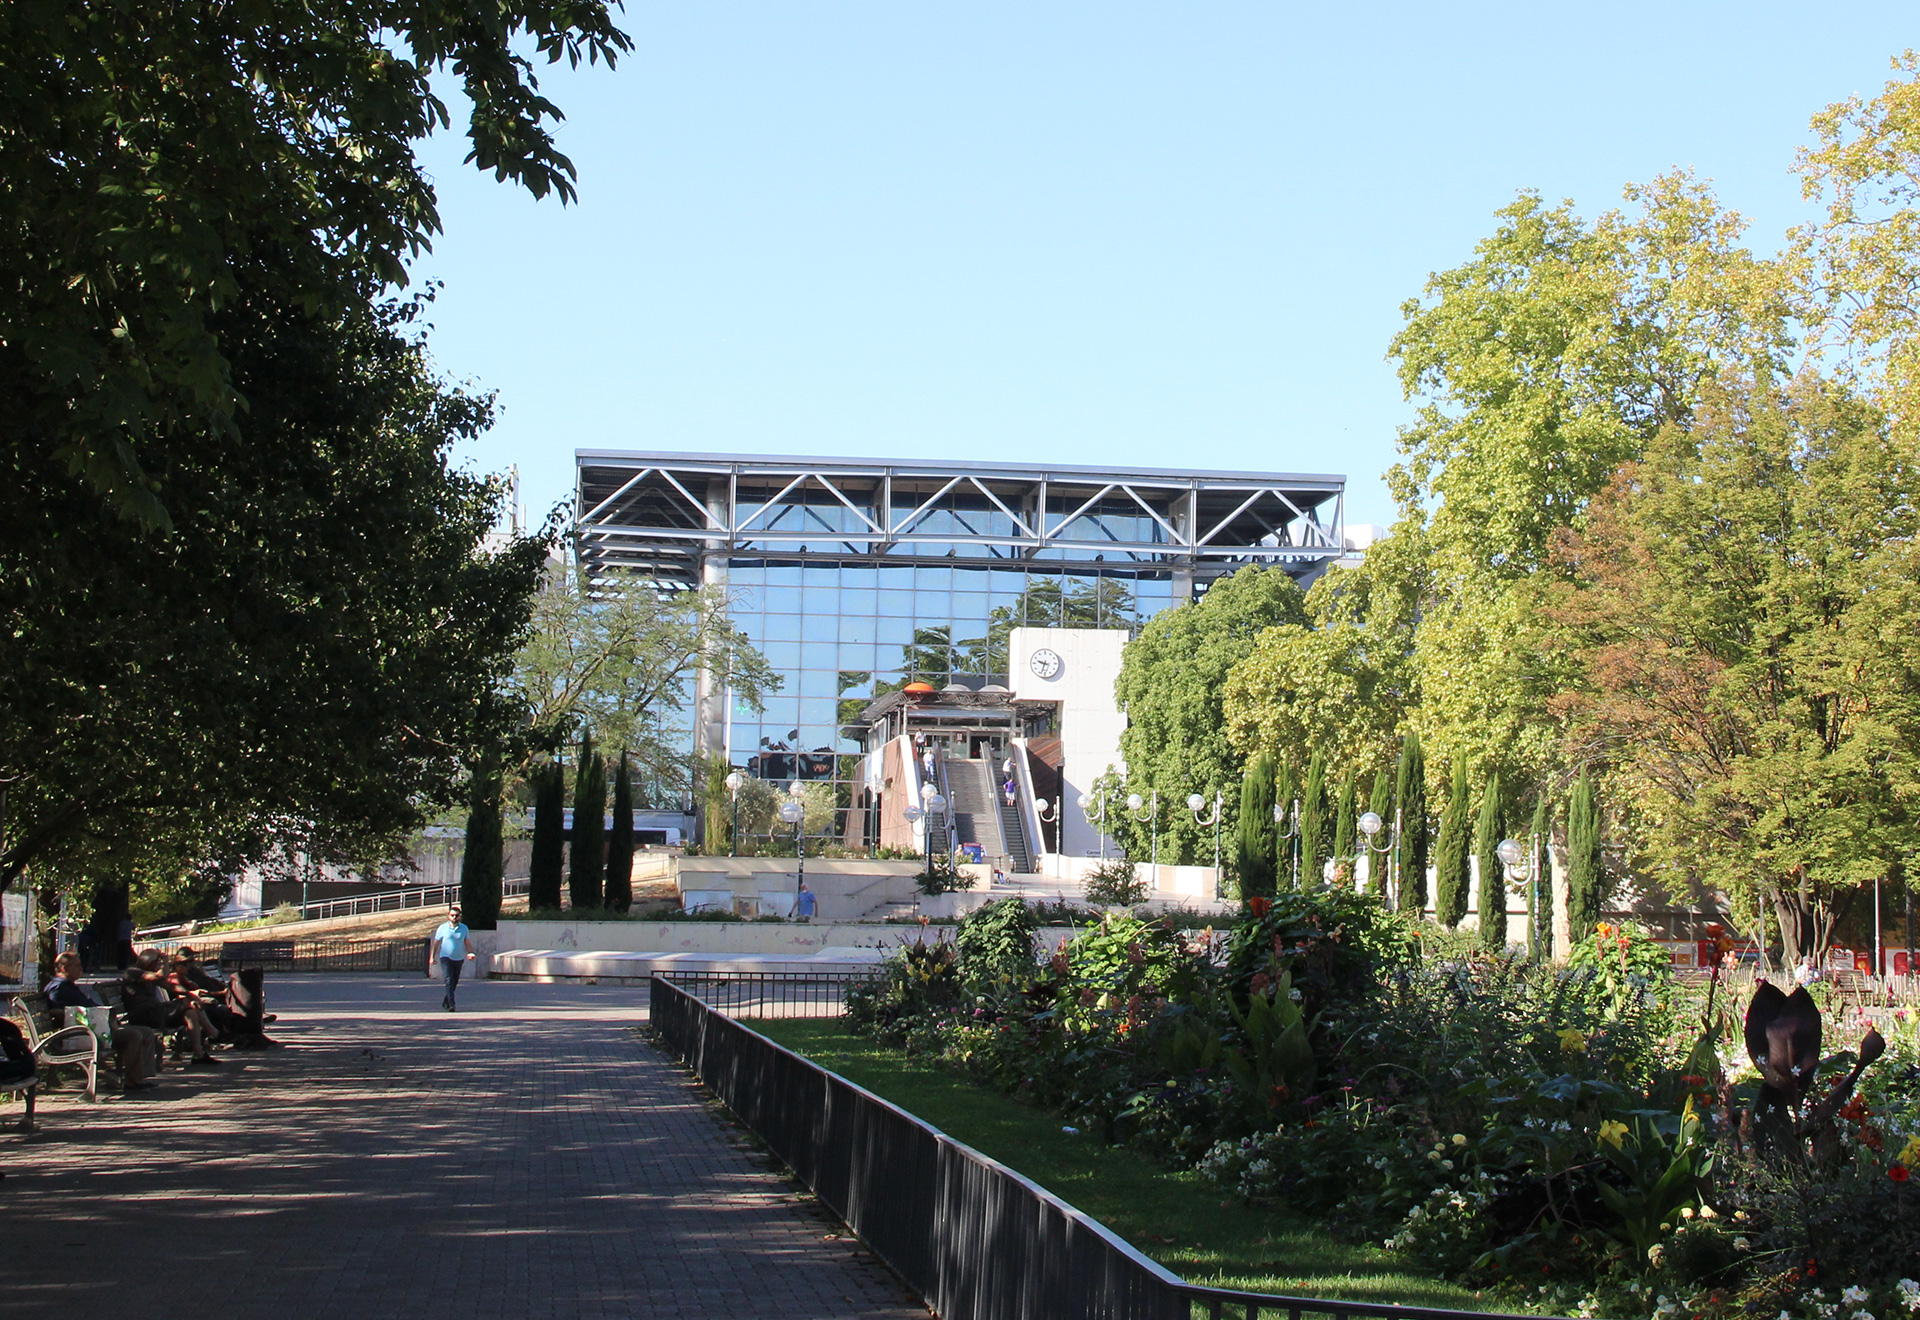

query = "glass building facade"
[{"left": 574, "top": 452, "right": 1345, "bottom": 836}]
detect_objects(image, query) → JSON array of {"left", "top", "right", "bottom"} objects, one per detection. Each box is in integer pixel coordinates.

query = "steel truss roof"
[{"left": 575, "top": 450, "right": 1344, "bottom": 584}]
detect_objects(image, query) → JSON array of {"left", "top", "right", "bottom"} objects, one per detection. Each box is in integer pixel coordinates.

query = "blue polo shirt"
[{"left": 434, "top": 921, "right": 471, "bottom": 960}]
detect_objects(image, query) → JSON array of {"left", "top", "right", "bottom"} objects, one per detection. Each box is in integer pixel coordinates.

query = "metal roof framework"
[{"left": 575, "top": 451, "right": 1345, "bottom": 584}]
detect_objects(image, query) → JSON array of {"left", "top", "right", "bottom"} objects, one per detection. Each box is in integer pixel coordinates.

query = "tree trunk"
[{"left": 1771, "top": 870, "right": 1836, "bottom": 966}]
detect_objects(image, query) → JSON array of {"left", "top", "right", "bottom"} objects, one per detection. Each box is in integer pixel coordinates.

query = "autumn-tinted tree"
[{"left": 1433, "top": 760, "right": 1472, "bottom": 929}]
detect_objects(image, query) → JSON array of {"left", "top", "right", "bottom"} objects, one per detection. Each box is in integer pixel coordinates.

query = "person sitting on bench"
[
  {"left": 166, "top": 952, "right": 241, "bottom": 1039},
  {"left": 123, "top": 951, "right": 220, "bottom": 1066},
  {"left": 43, "top": 952, "right": 161, "bottom": 1091}
]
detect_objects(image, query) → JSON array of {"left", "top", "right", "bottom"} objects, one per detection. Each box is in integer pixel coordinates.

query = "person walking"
[
  {"left": 795, "top": 881, "right": 816, "bottom": 924},
  {"left": 434, "top": 905, "right": 476, "bottom": 1012}
]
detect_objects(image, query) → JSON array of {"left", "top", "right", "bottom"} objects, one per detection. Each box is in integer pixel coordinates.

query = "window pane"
[
  {"left": 801, "top": 612, "right": 837, "bottom": 643},
  {"left": 763, "top": 613, "right": 801, "bottom": 642}
]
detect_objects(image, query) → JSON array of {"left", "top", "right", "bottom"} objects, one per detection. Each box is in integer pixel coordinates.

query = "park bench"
[
  {"left": 219, "top": 940, "right": 296, "bottom": 973},
  {"left": 5, "top": 994, "right": 101, "bottom": 1108}
]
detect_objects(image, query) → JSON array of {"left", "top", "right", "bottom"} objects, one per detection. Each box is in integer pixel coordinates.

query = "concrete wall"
[{"left": 1008, "top": 627, "right": 1129, "bottom": 857}]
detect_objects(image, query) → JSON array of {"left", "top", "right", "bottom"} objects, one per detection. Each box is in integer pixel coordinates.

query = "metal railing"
[
  {"left": 137, "top": 877, "right": 532, "bottom": 939},
  {"left": 654, "top": 970, "right": 875, "bottom": 1019},
  {"left": 649, "top": 974, "right": 1558, "bottom": 1320}
]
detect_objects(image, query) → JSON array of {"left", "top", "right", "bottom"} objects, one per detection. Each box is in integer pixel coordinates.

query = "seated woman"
[
  {"left": 43, "top": 952, "right": 162, "bottom": 1091},
  {"left": 166, "top": 952, "right": 240, "bottom": 1039},
  {"left": 122, "top": 951, "right": 220, "bottom": 1066}
]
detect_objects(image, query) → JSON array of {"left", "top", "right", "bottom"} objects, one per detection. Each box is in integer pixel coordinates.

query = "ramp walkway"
[{"left": 0, "top": 977, "right": 925, "bottom": 1319}]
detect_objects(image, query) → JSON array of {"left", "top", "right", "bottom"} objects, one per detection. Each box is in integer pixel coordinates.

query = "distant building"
[{"left": 574, "top": 451, "right": 1346, "bottom": 862}]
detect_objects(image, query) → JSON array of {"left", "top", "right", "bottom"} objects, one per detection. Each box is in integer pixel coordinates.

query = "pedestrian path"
[{"left": 0, "top": 976, "right": 927, "bottom": 1320}]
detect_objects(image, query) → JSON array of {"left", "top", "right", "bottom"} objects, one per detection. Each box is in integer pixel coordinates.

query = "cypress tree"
[
  {"left": 1366, "top": 765, "right": 1393, "bottom": 896},
  {"left": 1331, "top": 768, "right": 1357, "bottom": 888},
  {"left": 1274, "top": 757, "right": 1298, "bottom": 890},
  {"left": 528, "top": 761, "right": 566, "bottom": 911},
  {"left": 1474, "top": 769, "right": 1506, "bottom": 950},
  {"left": 568, "top": 729, "right": 607, "bottom": 910},
  {"left": 605, "top": 750, "right": 635, "bottom": 913},
  {"left": 1567, "top": 770, "right": 1604, "bottom": 942},
  {"left": 1394, "top": 733, "right": 1429, "bottom": 915},
  {"left": 1236, "top": 750, "right": 1277, "bottom": 898},
  {"left": 1528, "top": 793, "right": 1551, "bottom": 962},
  {"left": 458, "top": 755, "right": 504, "bottom": 930},
  {"left": 1433, "top": 759, "right": 1471, "bottom": 928},
  {"left": 1299, "top": 751, "right": 1329, "bottom": 886}
]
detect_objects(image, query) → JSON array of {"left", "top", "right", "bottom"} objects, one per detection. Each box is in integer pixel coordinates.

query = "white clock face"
[{"left": 1029, "top": 648, "right": 1063, "bottom": 680}]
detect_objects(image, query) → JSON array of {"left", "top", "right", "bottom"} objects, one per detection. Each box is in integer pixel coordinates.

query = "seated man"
[
  {"left": 166, "top": 952, "right": 241, "bottom": 1039},
  {"left": 123, "top": 951, "right": 220, "bottom": 1066},
  {"left": 44, "top": 952, "right": 161, "bottom": 1091}
]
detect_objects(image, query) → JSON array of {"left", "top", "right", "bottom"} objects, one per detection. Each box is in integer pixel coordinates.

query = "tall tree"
[
  {"left": 1548, "top": 379, "right": 1918, "bottom": 961},
  {"left": 527, "top": 763, "right": 566, "bottom": 912},
  {"left": 458, "top": 757, "right": 504, "bottom": 931},
  {"left": 1394, "top": 733, "right": 1429, "bottom": 915},
  {"left": 1331, "top": 769, "right": 1357, "bottom": 888},
  {"left": 1528, "top": 794, "right": 1552, "bottom": 963},
  {"left": 1566, "top": 771, "right": 1604, "bottom": 943},
  {"left": 1114, "top": 567, "right": 1308, "bottom": 865},
  {"left": 1474, "top": 770, "right": 1507, "bottom": 950},
  {"left": 1299, "top": 752, "right": 1329, "bottom": 886},
  {"left": 568, "top": 732, "right": 606, "bottom": 910},
  {"left": 1367, "top": 766, "right": 1393, "bottom": 896},
  {"left": 0, "top": 0, "right": 631, "bottom": 527},
  {"left": 1433, "top": 760, "right": 1472, "bottom": 929},
  {"left": 1273, "top": 758, "right": 1299, "bottom": 891},
  {"left": 605, "top": 751, "right": 635, "bottom": 914},
  {"left": 1237, "top": 751, "right": 1278, "bottom": 899}
]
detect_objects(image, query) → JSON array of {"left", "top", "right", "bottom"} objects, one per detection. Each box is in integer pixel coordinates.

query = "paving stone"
[{"left": 0, "top": 976, "right": 927, "bottom": 1320}]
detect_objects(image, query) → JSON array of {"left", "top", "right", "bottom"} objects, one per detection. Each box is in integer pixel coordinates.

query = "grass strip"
[{"left": 754, "top": 1017, "right": 1512, "bottom": 1312}]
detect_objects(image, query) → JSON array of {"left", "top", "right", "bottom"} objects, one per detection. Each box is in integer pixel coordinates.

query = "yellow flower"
[
  {"left": 1899, "top": 1134, "right": 1920, "bottom": 1168},
  {"left": 1558, "top": 1028, "right": 1588, "bottom": 1054},
  {"left": 1598, "top": 1120, "right": 1632, "bottom": 1151}
]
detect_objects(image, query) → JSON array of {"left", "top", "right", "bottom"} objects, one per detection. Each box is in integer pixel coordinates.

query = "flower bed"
[{"left": 844, "top": 895, "right": 1920, "bottom": 1319}]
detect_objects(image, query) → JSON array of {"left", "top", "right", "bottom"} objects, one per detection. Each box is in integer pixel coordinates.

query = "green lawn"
[{"left": 752, "top": 1017, "right": 1511, "bottom": 1312}]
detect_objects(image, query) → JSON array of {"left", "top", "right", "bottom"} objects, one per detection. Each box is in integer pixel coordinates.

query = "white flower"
[
  {"left": 1898, "top": 1280, "right": 1920, "bottom": 1313},
  {"left": 1734, "top": 1237, "right": 1751, "bottom": 1252},
  {"left": 1680, "top": 1206, "right": 1695, "bottom": 1220},
  {"left": 1845, "top": 1289, "right": 1871, "bottom": 1306},
  {"left": 1647, "top": 1243, "right": 1667, "bottom": 1269},
  {"left": 1853, "top": 1311, "right": 1876, "bottom": 1320}
]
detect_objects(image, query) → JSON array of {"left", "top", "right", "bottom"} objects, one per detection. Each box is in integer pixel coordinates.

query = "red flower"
[
  {"left": 1248, "top": 896, "right": 1271, "bottom": 918},
  {"left": 1892, "top": 1163, "right": 1911, "bottom": 1182}
]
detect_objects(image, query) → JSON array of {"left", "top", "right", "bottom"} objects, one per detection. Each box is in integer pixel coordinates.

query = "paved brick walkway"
[{"left": 0, "top": 976, "right": 926, "bottom": 1319}]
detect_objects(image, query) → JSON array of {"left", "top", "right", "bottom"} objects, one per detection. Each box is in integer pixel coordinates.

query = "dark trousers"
[{"left": 440, "top": 958, "right": 464, "bottom": 1005}]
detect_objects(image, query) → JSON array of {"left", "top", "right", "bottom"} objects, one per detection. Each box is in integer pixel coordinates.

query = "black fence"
[
  {"left": 649, "top": 974, "right": 1556, "bottom": 1320},
  {"left": 217, "top": 938, "right": 430, "bottom": 974},
  {"left": 651, "top": 970, "right": 875, "bottom": 1020}
]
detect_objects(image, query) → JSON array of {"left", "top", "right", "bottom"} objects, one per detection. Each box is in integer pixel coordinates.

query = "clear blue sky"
[{"left": 408, "top": 2, "right": 1918, "bottom": 532}]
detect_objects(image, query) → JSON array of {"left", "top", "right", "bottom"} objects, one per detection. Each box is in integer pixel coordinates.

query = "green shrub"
[
  {"left": 1083, "top": 858, "right": 1149, "bottom": 907},
  {"left": 955, "top": 897, "right": 1038, "bottom": 987}
]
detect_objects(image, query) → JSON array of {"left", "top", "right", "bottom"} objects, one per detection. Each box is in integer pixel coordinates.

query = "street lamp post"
[
  {"left": 1077, "top": 792, "right": 1112, "bottom": 862},
  {"left": 1127, "top": 791, "right": 1159, "bottom": 885},
  {"left": 1496, "top": 834, "right": 1541, "bottom": 962},
  {"left": 903, "top": 804, "right": 926, "bottom": 868},
  {"left": 1035, "top": 796, "right": 1062, "bottom": 876},
  {"left": 779, "top": 797, "right": 805, "bottom": 893},
  {"left": 1274, "top": 798, "right": 1301, "bottom": 891},
  {"left": 1357, "top": 809, "right": 1397, "bottom": 905},
  {"left": 725, "top": 770, "right": 745, "bottom": 856},
  {"left": 1188, "top": 790, "right": 1223, "bottom": 898}
]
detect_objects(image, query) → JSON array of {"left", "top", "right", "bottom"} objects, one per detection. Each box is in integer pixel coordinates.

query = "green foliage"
[
  {"left": 527, "top": 762, "right": 565, "bottom": 911},
  {"left": 1299, "top": 751, "right": 1329, "bottom": 883},
  {"left": 1566, "top": 770, "right": 1603, "bottom": 943},
  {"left": 1225, "top": 888, "right": 1419, "bottom": 1022},
  {"left": 1433, "top": 760, "right": 1472, "bottom": 929},
  {"left": 1113, "top": 567, "right": 1307, "bottom": 865},
  {"left": 1083, "top": 858, "right": 1149, "bottom": 907},
  {"left": 1222, "top": 972, "right": 1317, "bottom": 1116},
  {"left": 954, "top": 897, "right": 1039, "bottom": 987},
  {"left": 1236, "top": 751, "right": 1278, "bottom": 898},
  {"left": 1331, "top": 769, "right": 1357, "bottom": 886},
  {"left": 1592, "top": 1103, "right": 1713, "bottom": 1266},
  {"left": 1273, "top": 757, "right": 1298, "bottom": 890},
  {"left": 1394, "top": 733, "right": 1429, "bottom": 914},
  {"left": 916, "top": 849, "right": 969, "bottom": 896},
  {"left": 844, "top": 937, "right": 964, "bottom": 1039},
  {"left": 568, "top": 731, "right": 606, "bottom": 910},
  {"left": 1473, "top": 770, "right": 1506, "bottom": 950},
  {"left": 1366, "top": 766, "right": 1393, "bottom": 895},
  {"left": 605, "top": 751, "right": 634, "bottom": 914},
  {"left": 459, "top": 759, "right": 504, "bottom": 930},
  {"left": 1565, "top": 920, "right": 1673, "bottom": 1017},
  {"left": 512, "top": 572, "right": 778, "bottom": 801}
]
